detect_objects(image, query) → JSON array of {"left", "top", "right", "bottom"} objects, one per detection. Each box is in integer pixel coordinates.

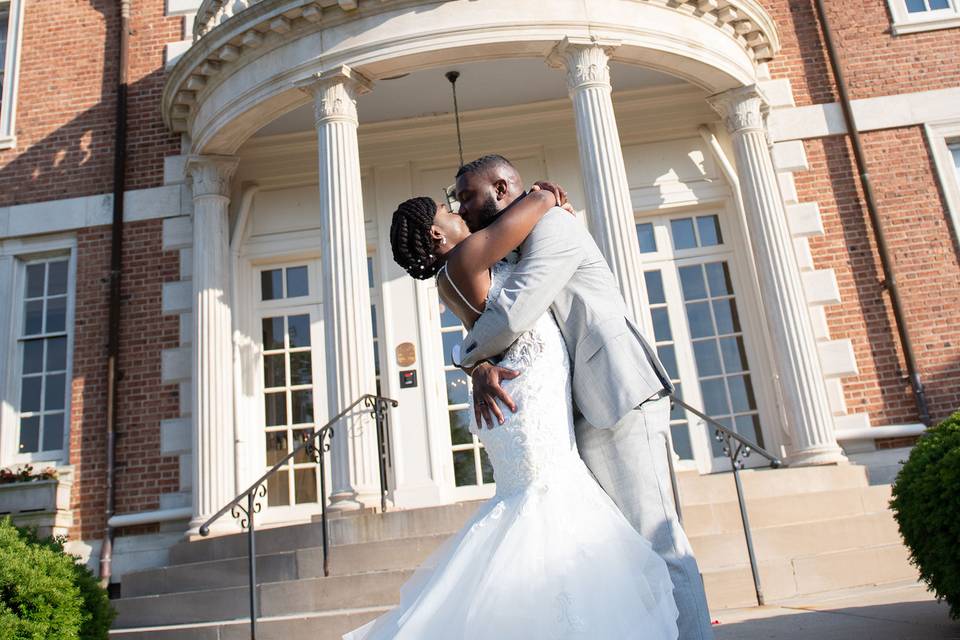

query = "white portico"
[{"left": 163, "top": 0, "right": 859, "bottom": 534}]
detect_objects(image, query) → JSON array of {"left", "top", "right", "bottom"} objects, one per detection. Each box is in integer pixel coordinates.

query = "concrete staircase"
[{"left": 110, "top": 465, "right": 916, "bottom": 639}]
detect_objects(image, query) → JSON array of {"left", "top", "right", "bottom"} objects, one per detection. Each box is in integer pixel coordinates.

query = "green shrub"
[
  {"left": 890, "top": 411, "right": 960, "bottom": 620},
  {"left": 0, "top": 518, "right": 116, "bottom": 640}
]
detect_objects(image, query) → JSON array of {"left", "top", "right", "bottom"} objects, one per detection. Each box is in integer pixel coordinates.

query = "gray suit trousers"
[{"left": 574, "top": 396, "right": 714, "bottom": 640}]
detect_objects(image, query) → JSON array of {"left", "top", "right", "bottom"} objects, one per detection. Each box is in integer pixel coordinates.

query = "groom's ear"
[{"left": 493, "top": 179, "right": 508, "bottom": 200}]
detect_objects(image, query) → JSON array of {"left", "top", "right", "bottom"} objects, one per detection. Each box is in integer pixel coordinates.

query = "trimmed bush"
[
  {"left": 0, "top": 518, "right": 116, "bottom": 639},
  {"left": 890, "top": 411, "right": 960, "bottom": 620}
]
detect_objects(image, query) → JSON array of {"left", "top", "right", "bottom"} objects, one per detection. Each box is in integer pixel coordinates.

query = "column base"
[
  {"left": 328, "top": 489, "right": 383, "bottom": 512},
  {"left": 185, "top": 516, "right": 237, "bottom": 540},
  {"left": 786, "top": 444, "right": 849, "bottom": 467}
]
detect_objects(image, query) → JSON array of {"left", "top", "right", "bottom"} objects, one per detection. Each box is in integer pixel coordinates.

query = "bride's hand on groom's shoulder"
[
  {"left": 471, "top": 361, "right": 520, "bottom": 428},
  {"left": 531, "top": 181, "right": 576, "bottom": 214}
]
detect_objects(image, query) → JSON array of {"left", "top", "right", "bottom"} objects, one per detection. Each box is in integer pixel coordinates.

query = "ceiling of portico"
[{"left": 253, "top": 58, "right": 685, "bottom": 137}]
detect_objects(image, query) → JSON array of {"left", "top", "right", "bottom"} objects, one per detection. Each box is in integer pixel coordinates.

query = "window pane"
[
  {"left": 19, "top": 416, "right": 40, "bottom": 453},
  {"left": 678, "top": 265, "right": 707, "bottom": 301},
  {"left": 24, "top": 300, "right": 43, "bottom": 335},
  {"left": 286, "top": 266, "right": 309, "bottom": 298},
  {"left": 42, "top": 413, "right": 64, "bottom": 452},
  {"left": 929, "top": 0, "right": 950, "bottom": 9},
  {"left": 696, "top": 215, "right": 723, "bottom": 247},
  {"left": 644, "top": 271, "right": 665, "bottom": 305},
  {"left": 636, "top": 223, "right": 657, "bottom": 253},
  {"left": 262, "top": 317, "right": 284, "bottom": 350},
  {"left": 713, "top": 298, "right": 741, "bottom": 335},
  {"left": 373, "top": 341, "right": 381, "bottom": 377},
  {"left": 47, "top": 261, "right": 68, "bottom": 296},
  {"left": 367, "top": 257, "right": 375, "bottom": 289},
  {"left": 670, "top": 218, "right": 697, "bottom": 250},
  {"left": 445, "top": 370, "right": 470, "bottom": 406},
  {"left": 265, "top": 431, "right": 289, "bottom": 466},
  {"left": 728, "top": 374, "right": 757, "bottom": 413},
  {"left": 705, "top": 262, "right": 732, "bottom": 297},
  {"left": 670, "top": 384, "right": 686, "bottom": 421},
  {"left": 267, "top": 469, "right": 290, "bottom": 506},
  {"left": 685, "top": 302, "right": 715, "bottom": 339},
  {"left": 261, "top": 269, "right": 283, "bottom": 300},
  {"left": 26, "top": 264, "right": 45, "bottom": 298},
  {"left": 287, "top": 315, "right": 311, "bottom": 348},
  {"left": 293, "top": 428, "right": 316, "bottom": 463},
  {"left": 44, "top": 373, "right": 66, "bottom": 411},
  {"left": 657, "top": 345, "right": 679, "bottom": 380},
  {"left": 22, "top": 340, "right": 43, "bottom": 375},
  {"left": 46, "top": 296, "right": 67, "bottom": 333},
  {"left": 719, "top": 336, "right": 748, "bottom": 373},
  {"left": 442, "top": 331, "right": 461, "bottom": 367},
  {"left": 736, "top": 414, "right": 762, "bottom": 446},
  {"left": 291, "top": 389, "right": 314, "bottom": 424},
  {"left": 701, "top": 378, "right": 728, "bottom": 416},
  {"left": 449, "top": 409, "right": 473, "bottom": 445},
  {"left": 480, "top": 448, "right": 495, "bottom": 484},
  {"left": 46, "top": 337, "right": 67, "bottom": 371},
  {"left": 371, "top": 306, "right": 378, "bottom": 339},
  {"left": 905, "top": 0, "right": 926, "bottom": 11},
  {"left": 264, "top": 392, "right": 287, "bottom": 426},
  {"left": 693, "top": 340, "right": 722, "bottom": 377},
  {"left": 670, "top": 423, "right": 694, "bottom": 460},
  {"left": 951, "top": 144, "right": 960, "bottom": 173},
  {"left": 289, "top": 351, "right": 312, "bottom": 385},
  {"left": 20, "top": 376, "right": 41, "bottom": 412},
  {"left": 263, "top": 354, "right": 286, "bottom": 388},
  {"left": 439, "top": 302, "right": 461, "bottom": 328},
  {"left": 453, "top": 450, "right": 478, "bottom": 486},
  {"left": 294, "top": 467, "right": 318, "bottom": 504},
  {"left": 651, "top": 308, "right": 673, "bottom": 342}
]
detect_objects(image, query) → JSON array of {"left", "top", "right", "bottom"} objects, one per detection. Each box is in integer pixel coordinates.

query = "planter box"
[{"left": 0, "top": 478, "right": 73, "bottom": 537}]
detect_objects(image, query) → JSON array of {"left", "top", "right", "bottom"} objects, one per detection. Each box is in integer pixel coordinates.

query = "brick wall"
[
  {"left": 798, "top": 127, "right": 960, "bottom": 426},
  {"left": 69, "top": 219, "right": 180, "bottom": 540},
  {"left": 765, "top": 0, "right": 960, "bottom": 106},
  {"left": 0, "top": 0, "right": 180, "bottom": 207}
]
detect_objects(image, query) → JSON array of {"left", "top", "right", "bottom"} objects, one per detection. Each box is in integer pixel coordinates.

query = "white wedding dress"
[{"left": 344, "top": 261, "right": 679, "bottom": 639}]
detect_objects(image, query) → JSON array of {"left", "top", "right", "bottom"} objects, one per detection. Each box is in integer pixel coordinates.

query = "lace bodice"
[{"left": 470, "top": 260, "right": 580, "bottom": 496}]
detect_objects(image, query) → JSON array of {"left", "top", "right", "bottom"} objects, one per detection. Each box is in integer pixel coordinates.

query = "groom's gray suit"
[{"left": 461, "top": 208, "right": 714, "bottom": 639}]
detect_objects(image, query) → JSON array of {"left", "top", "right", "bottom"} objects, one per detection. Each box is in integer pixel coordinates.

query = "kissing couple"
[{"left": 345, "top": 155, "right": 714, "bottom": 640}]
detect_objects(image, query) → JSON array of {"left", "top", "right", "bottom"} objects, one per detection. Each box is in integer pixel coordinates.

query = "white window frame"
[
  {"left": 0, "top": 0, "right": 25, "bottom": 149},
  {"left": 0, "top": 235, "right": 77, "bottom": 468},
  {"left": 888, "top": 0, "right": 960, "bottom": 35},
  {"left": 925, "top": 120, "right": 960, "bottom": 249}
]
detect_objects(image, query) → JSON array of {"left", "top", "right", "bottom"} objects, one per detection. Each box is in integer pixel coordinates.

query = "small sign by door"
[
  {"left": 396, "top": 342, "right": 416, "bottom": 367},
  {"left": 399, "top": 369, "right": 418, "bottom": 388}
]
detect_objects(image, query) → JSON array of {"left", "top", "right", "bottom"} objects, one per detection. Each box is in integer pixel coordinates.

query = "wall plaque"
[{"left": 396, "top": 342, "right": 416, "bottom": 367}]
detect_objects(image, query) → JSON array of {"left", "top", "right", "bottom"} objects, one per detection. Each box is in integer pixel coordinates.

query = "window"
[
  {"left": 368, "top": 255, "right": 393, "bottom": 485},
  {"left": 637, "top": 213, "right": 770, "bottom": 471},
  {"left": 888, "top": 0, "right": 960, "bottom": 34},
  {"left": 925, "top": 123, "right": 960, "bottom": 250},
  {"left": 0, "top": 0, "right": 23, "bottom": 148},
  {"left": 438, "top": 301, "right": 494, "bottom": 491},
  {"left": 14, "top": 257, "right": 73, "bottom": 462},
  {"left": 951, "top": 142, "right": 960, "bottom": 180}
]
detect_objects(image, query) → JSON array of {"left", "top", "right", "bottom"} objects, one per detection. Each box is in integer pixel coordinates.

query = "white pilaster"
[
  {"left": 548, "top": 37, "right": 648, "bottom": 328},
  {"left": 185, "top": 155, "right": 239, "bottom": 536},
  {"left": 708, "top": 86, "right": 846, "bottom": 466},
  {"left": 298, "top": 66, "right": 380, "bottom": 510}
]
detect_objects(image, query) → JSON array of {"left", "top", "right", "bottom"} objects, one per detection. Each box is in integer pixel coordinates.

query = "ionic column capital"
[
  {"left": 706, "top": 85, "right": 771, "bottom": 135},
  {"left": 296, "top": 65, "right": 373, "bottom": 126},
  {"left": 186, "top": 155, "right": 239, "bottom": 199},
  {"left": 547, "top": 36, "right": 621, "bottom": 92}
]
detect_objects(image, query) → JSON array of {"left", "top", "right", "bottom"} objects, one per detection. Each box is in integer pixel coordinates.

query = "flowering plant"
[{"left": 0, "top": 465, "right": 58, "bottom": 484}]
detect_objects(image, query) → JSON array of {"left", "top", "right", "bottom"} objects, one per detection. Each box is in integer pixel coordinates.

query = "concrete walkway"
[{"left": 713, "top": 581, "right": 959, "bottom": 639}]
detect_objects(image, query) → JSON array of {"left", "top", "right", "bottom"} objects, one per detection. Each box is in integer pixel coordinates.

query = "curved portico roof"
[{"left": 163, "top": 0, "right": 781, "bottom": 154}]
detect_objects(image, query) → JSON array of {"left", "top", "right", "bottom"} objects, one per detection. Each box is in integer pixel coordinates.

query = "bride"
[{"left": 344, "top": 186, "right": 679, "bottom": 639}]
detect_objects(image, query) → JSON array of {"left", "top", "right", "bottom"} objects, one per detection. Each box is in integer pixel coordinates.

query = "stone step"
[
  {"left": 113, "top": 569, "right": 413, "bottom": 628},
  {"left": 691, "top": 511, "right": 901, "bottom": 571},
  {"left": 702, "top": 542, "right": 917, "bottom": 610},
  {"left": 111, "top": 607, "right": 388, "bottom": 640},
  {"left": 676, "top": 464, "right": 870, "bottom": 505},
  {"left": 123, "top": 534, "right": 449, "bottom": 597}
]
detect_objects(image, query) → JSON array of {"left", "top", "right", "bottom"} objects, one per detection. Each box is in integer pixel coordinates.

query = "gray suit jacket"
[{"left": 460, "top": 208, "right": 673, "bottom": 428}]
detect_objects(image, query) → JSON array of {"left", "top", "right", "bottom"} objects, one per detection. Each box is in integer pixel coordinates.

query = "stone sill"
[
  {"left": 0, "top": 478, "right": 72, "bottom": 515},
  {"left": 892, "top": 15, "right": 960, "bottom": 35},
  {"left": 0, "top": 134, "right": 15, "bottom": 150}
]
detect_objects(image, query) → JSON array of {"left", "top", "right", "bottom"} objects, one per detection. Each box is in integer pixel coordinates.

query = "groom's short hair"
[{"left": 455, "top": 154, "right": 516, "bottom": 179}]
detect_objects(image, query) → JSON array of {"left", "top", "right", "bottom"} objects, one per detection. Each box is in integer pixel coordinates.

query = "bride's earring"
[{"left": 440, "top": 237, "right": 447, "bottom": 245}]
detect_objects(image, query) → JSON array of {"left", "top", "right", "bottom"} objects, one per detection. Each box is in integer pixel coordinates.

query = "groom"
[{"left": 453, "top": 155, "right": 714, "bottom": 639}]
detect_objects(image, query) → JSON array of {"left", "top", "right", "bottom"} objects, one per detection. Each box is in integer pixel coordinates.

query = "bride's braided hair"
[{"left": 390, "top": 196, "right": 442, "bottom": 280}]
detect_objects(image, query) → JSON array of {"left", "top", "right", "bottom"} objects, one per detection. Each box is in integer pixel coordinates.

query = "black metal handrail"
[
  {"left": 668, "top": 395, "right": 781, "bottom": 607},
  {"left": 199, "top": 393, "right": 398, "bottom": 640}
]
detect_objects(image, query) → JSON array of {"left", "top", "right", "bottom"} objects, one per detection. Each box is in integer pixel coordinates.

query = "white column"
[
  {"left": 186, "top": 155, "right": 239, "bottom": 536},
  {"left": 708, "top": 86, "right": 846, "bottom": 466},
  {"left": 548, "top": 36, "right": 648, "bottom": 328},
  {"left": 297, "top": 66, "right": 380, "bottom": 510}
]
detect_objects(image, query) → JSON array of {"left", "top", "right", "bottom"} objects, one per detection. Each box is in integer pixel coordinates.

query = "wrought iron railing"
[
  {"left": 668, "top": 395, "right": 782, "bottom": 607},
  {"left": 199, "top": 393, "right": 398, "bottom": 640}
]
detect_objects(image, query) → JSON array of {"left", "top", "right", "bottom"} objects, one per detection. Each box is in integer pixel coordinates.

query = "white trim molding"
[
  {"left": 0, "top": 0, "right": 25, "bottom": 149},
  {"left": 925, "top": 120, "right": 960, "bottom": 247},
  {"left": 886, "top": 0, "right": 960, "bottom": 35}
]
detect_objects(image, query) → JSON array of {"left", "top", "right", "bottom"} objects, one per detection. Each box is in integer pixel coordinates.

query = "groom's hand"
[{"left": 471, "top": 362, "right": 520, "bottom": 428}]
